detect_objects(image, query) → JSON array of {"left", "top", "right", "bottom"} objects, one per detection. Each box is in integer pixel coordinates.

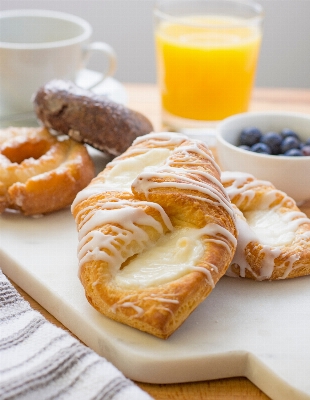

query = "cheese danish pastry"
[
  {"left": 222, "top": 171, "right": 310, "bottom": 281},
  {"left": 72, "top": 133, "right": 237, "bottom": 338}
]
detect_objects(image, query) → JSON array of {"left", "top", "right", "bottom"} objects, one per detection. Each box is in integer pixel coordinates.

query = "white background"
[{"left": 1, "top": 0, "right": 310, "bottom": 88}]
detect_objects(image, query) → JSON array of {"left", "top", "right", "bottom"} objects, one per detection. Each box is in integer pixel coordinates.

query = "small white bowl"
[{"left": 216, "top": 111, "right": 310, "bottom": 204}]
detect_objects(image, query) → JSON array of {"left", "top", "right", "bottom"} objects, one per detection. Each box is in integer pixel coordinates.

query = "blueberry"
[
  {"left": 251, "top": 142, "right": 272, "bottom": 154},
  {"left": 240, "top": 127, "right": 262, "bottom": 146},
  {"left": 301, "top": 145, "right": 310, "bottom": 156},
  {"left": 280, "top": 136, "right": 301, "bottom": 153},
  {"left": 304, "top": 138, "right": 310, "bottom": 146},
  {"left": 261, "top": 131, "right": 282, "bottom": 154},
  {"left": 281, "top": 128, "right": 300, "bottom": 140},
  {"left": 238, "top": 145, "right": 252, "bottom": 151},
  {"left": 284, "top": 148, "right": 303, "bottom": 156}
]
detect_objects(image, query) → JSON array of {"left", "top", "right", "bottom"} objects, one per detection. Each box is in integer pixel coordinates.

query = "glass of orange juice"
[{"left": 154, "top": 0, "right": 264, "bottom": 135}]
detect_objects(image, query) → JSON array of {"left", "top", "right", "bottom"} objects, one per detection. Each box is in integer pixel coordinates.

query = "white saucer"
[
  {"left": 76, "top": 69, "right": 127, "bottom": 105},
  {"left": 0, "top": 69, "right": 127, "bottom": 128}
]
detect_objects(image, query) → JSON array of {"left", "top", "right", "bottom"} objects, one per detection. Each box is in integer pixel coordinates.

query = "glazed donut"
[
  {"left": 33, "top": 80, "right": 154, "bottom": 156},
  {"left": 72, "top": 132, "right": 237, "bottom": 339},
  {"left": 0, "top": 126, "right": 95, "bottom": 215},
  {"left": 222, "top": 171, "right": 310, "bottom": 281}
]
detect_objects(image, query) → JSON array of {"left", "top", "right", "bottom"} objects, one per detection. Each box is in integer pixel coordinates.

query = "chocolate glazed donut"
[{"left": 33, "top": 80, "right": 154, "bottom": 157}]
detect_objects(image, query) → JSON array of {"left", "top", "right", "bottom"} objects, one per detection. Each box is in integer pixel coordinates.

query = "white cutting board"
[{"left": 1, "top": 149, "right": 310, "bottom": 400}]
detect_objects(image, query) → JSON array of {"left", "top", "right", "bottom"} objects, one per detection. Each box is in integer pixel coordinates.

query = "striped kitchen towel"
[{"left": 0, "top": 269, "right": 152, "bottom": 400}]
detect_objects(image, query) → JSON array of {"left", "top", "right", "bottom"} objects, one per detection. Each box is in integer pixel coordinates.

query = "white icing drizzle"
[
  {"left": 156, "top": 306, "right": 175, "bottom": 316},
  {"left": 76, "top": 197, "right": 173, "bottom": 276},
  {"left": 103, "top": 148, "right": 171, "bottom": 192},
  {"left": 191, "top": 266, "right": 215, "bottom": 288},
  {"left": 223, "top": 171, "right": 310, "bottom": 280},
  {"left": 208, "top": 263, "right": 219, "bottom": 273},
  {"left": 109, "top": 293, "right": 179, "bottom": 320},
  {"left": 132, "top": 131, "right": 188, "bottom": 146},
  {"left": 71, "top": 182, "right": 108, "bottom": 209},
  {"left": 73, "top": 132, "right": 237, "bottom": 304},
  {"left": 202, "top": 223, "right": 237, "bottom": 251},
  {"left": 71, "top": 132, "right": 188, "bottom": 210},
  {"left": 221, "top": 171, "right": 276, "bottom": 208},
  {"left": 299, "top": 231, "right": 310, "bottom": 241},
  {"left": 71, "top": 149, "right": 170, "bottom": 208},
  {"left": 144, "top": 294, "right": 179, "bottom": 304},
  {"left": 132, "top": 141, "right": 235, "bottom": 220},
  {"left": 110, "top": 301, "right": 145, "bottom": 319}
]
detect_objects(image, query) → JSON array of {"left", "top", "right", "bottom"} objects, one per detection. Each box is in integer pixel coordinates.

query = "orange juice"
[{"left": 155, "top": 16, "right": 262, "bottom": 122}]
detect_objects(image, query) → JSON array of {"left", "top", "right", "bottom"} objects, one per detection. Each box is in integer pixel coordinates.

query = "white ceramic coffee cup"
[{"left": 0, "top": 9, "right": 117, "bottom": 118}]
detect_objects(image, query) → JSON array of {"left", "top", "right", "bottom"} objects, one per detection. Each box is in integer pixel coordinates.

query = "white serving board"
[{"left": 1, "top": 150, "right": 310, "bottom": 400}]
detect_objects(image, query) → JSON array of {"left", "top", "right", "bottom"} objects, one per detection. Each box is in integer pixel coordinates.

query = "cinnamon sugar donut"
[{"left": 0, "top": 126, "right": 95, "bottom": 215}]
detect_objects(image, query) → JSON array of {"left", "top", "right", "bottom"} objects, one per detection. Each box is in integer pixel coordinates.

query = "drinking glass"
[{"left": 154, "top": 0, "right": 264, "bottom": 136}]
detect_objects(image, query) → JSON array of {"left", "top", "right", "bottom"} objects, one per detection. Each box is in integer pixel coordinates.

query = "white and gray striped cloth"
[{"left": 0, "top": 269, "right": 152, "bottom": 400}]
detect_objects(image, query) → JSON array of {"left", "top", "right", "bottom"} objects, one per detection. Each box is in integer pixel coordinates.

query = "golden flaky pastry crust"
[
  {"left": 222, "top": 171, "right": 310, "bottom": 281},
  {"left": 0, "top": 126, "right": 95, "bottom": 215},
  {"left": 72, "top": 132, "right": 237, "bottom": 339}
]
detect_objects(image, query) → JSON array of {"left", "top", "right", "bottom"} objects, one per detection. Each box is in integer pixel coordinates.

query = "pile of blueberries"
[{"left": 238, "top": 127, "right": 310, "bottom": 156}]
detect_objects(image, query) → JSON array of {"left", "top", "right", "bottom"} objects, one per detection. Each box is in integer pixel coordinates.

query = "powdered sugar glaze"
[
  {"left": 222, "top": 171, "right": 310, "bottom": 280},
  {"left": 73, "top": 132, "right": 237, "bottom": 289}
]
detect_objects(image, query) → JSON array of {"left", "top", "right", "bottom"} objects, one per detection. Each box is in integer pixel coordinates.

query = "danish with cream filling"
[
  {"left": 72, "top": 132, "right": 237, "bottom": 338},
  {"left": 222, "top": 171, "right": 310, "bottom": 280}
]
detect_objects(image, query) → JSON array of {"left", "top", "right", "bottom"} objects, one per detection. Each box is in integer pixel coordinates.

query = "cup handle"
[{"left": 83, "top": 41, "right": 117, "bottom": 89}]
